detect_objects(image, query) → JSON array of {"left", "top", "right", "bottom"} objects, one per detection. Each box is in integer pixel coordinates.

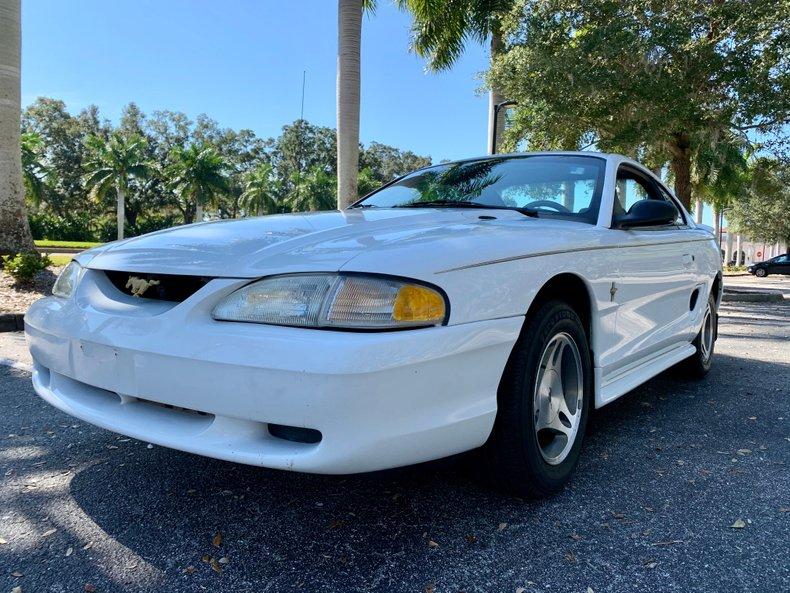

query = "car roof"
[{"left": 414, "top": 151, "right": 641, "bottom": 172}]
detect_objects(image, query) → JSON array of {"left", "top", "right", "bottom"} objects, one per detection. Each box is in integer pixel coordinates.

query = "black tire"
[
  {"left": 485, "top": 301, "right": 592, "bottom": 498},
  {"left": 755, "top": 268, "right": 767, "bottom": 277},
  {"left": 678, "top": 292, "right": 717, "bottom": 379}
]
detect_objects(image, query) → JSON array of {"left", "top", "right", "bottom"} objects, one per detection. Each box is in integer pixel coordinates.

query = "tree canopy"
[
  {"left": 727, "top": 158, "right": 790, "bottom": 246},
  {"left": 489, "top": 0, "right": 790, "bottom": 209}
]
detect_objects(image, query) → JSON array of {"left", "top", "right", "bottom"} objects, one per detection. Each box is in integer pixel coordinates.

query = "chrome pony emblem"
[{"left": 125, "top": 276, "right": 160, "bottom": 297}]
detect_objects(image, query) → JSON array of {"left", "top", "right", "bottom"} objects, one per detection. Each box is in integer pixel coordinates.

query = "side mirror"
[{"left": 617, "top": 199, "right": 677, "bottom": 229}]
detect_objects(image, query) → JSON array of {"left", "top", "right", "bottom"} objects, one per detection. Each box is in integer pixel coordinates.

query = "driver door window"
[{"left": 614, "top": 169, "right": 681, "bottom": 225}]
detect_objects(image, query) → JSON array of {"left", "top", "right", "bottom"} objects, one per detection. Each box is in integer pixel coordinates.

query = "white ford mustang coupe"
[{"left": 26, "top": 152, "right": 722, "bottom": 497}]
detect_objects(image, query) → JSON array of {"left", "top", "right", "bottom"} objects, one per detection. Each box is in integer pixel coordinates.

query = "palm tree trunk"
[
  {"left": 669, "top": 132, "right": 692, "bottom": 212},
  {"left": 336, "top": 0, "right": 362, "bottom": 210},
  {"left": 735, "top": 234, "right": 742, "bottom": 265},
  {"left": 694, "top": 198, "right": 703, "bottom": 224},
  {"left": 195, "top": 201, "right": 203, "bottom": 222},
  {"left": 487, "top": 24, "right": 507, "bottom": 155},
  {"left": 116, "top": 186, "right": 125, "bottom": 240},
  {"left": 0, "top": 0, "right": 34, "bottom": 254}
]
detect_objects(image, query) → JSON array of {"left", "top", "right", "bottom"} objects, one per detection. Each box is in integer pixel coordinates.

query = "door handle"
[{"left": 682, "top": 253, "right": 694, "bottom": 265}]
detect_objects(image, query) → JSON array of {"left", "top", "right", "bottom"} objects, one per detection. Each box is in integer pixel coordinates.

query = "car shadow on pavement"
[{"left": 43, "top": 347, "right": 785, "bottom": 590}]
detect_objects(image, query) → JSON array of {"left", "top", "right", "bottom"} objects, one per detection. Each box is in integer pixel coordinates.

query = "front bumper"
[{"left": 25, "top": 270, "right": 522, "bottom": 473}]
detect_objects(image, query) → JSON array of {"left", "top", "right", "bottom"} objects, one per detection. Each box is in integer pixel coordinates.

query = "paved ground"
[
  {"left": 724, "top": 273, "right": 789, "bottom": 298},
  {"left": 0, "top": 301, "right": 788, "bottom": 593}
]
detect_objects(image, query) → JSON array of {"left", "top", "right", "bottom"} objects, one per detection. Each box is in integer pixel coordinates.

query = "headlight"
[
  {"left": 212, "top": 273, "right": 448, "bottom": 329},
  {"left": 52, "top": 261, "right": 83, "bottom": 298}
]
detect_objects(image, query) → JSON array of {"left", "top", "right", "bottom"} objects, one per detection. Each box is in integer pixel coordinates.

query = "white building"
[{"left": 719, "top": 228, "right": 787, "bottom": 265}]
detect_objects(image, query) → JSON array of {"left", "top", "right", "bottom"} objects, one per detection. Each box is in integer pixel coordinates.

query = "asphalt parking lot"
[{"left": 1, "top": 299, "right": 788, "bottom": 593}]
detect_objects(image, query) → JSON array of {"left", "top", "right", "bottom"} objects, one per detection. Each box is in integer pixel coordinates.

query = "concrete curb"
[
  {"left": 722, "top": 291, "right": 784, "bottom": 303},
  {"left": 0, "top": 314, "right": 24, "bottom": 332},
  {"left": 37, "top": 247, "right": 82, "bottom": 254}
]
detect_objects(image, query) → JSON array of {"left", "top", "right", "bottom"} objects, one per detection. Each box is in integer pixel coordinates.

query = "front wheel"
[
  {"left": 755, "top": 268, "right": 767, "bottom": 277},
  {"left": 485, "top": 301, "right": 592, "bottom": 498}
]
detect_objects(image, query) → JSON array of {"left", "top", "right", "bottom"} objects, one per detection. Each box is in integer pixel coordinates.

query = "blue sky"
[{"left": 21, "top": 0, "right": 490, "bottom": 163}]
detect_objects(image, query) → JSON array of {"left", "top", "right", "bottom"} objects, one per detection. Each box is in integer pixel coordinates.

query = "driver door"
[{"left": 607, "top": 166, "right": 698, "bottom": 374}]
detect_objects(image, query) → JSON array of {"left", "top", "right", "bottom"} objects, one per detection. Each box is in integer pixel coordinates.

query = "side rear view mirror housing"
[{"left": 617, "top": 199, "right": 678, "bottom": 229}]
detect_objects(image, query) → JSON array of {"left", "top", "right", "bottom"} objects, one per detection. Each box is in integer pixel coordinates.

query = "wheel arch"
[
  {"left": 523, "top": 272, "right": 594, "bottom": 347},
  {"left": 711, "top": 272, "right": 723, "bottom": 308}
]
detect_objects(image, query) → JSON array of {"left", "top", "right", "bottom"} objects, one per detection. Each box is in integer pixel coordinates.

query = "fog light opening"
[{"left": 268, "top": 423, "right": 322, "bottom": 444}]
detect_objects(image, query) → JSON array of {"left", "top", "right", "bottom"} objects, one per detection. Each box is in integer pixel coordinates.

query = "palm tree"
[
  {"left": 20, "top": 132, "right": 48, "bottom": 208},
  {"left": 168, "top": 143, "right": 229, "bottom": 223},
  {"left": 289, "top": 166, "right": 337, "bottom": 212},
  {"left": 399, "top": 0, "right": 514, "bottom": 153},
  {"left": 239, "top": 163, "right": 279, "bottom": 216},
  {"left": 83, "top": 133, "right": 151, "bottom": 241},
  {"left": 0, "top": 0, "right": 35, "bottom": 254}
]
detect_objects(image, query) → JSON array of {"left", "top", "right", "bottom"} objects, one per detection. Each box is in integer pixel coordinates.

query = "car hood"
[{"left": 81, "top": 209, "right": 605, "bottom": 279}]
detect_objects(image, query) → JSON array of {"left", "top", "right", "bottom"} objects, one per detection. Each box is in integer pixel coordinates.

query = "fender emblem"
[{"left": 125, "top": 276, "right": 160, "bottom": 297}]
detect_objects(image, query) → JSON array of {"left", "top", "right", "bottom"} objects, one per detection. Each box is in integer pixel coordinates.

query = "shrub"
[
  {"left": 28, "top": 212, "right": 99, "bottom": 242},
  {"left": 97, "top": 214, "right": 179, "bottom": 242},
  {"left": 2, "top": 252, "right": 52, "bottom": 284},
  {"left": 133, "top": 214, "right": 180, "bottom": 236}
]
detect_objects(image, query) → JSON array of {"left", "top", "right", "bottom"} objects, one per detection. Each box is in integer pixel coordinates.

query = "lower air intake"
[{"left": 268, "top": 424, "right": 322, "bottom": 444}]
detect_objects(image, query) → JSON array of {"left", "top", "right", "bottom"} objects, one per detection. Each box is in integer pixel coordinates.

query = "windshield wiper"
[{"left": 395, "top": 199, "right": 538, "bottom": 217}]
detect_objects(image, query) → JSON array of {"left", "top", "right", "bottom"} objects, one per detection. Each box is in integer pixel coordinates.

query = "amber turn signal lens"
[{"left": 392, "top": 284, "right": 446, "bottom": 323}]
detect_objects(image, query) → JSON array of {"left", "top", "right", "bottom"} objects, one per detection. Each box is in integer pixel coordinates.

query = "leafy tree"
[
  {"left": 22, "top": 98, "right": 107, "bottom": 218},
  {"left": 20, "top": 132, "right": 48, "bottom": 207},
  {"left": 400, "top": 0, "right": 514, "bottom": 153},
  {"left": 357, "top": 167, "right": 381, "bottom": 197},
  {"left": 359, "top": 141, "right": 431, "bottom": 182},
  {"left": 240, "top": 163, "right": 279, "bottom": 216},
  {"left": 728, "top": 158, "right": 790, "bottom": 247},
  {"left": 119, "top": 102, "right": 147, "bottom": 138},
  {"left": 167, "top": 143, "right": 229, "bottom": 223},
  {"left": 0, "top": 0, "right": 35, "bottom": 253},
  {"left": 489, "top": 0, "right": 790, "bottom": 210},
  {"left": 83, "top": 133, "right": 152, "bottom": 240}
]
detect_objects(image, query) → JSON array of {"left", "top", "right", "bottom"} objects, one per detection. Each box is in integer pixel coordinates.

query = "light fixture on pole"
[{"left": 491, "top": 100, "right": 518, "bottom": 155}]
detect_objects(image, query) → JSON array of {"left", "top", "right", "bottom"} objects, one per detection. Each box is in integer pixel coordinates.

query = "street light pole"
[{"left": 491, "top": 100, "right": 517, "bottom": 155}]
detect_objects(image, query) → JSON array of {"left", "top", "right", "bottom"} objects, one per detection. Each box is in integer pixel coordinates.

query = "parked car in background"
[
  {"left": 25, "top": 152, "right": 722, "bottom": 498},
  {"left": 748, "top": 254, "right": 790, "bottom": 277}
]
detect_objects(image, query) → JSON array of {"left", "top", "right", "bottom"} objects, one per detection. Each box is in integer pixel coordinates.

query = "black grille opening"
[
  {"left": 104, "top": 270, "right": 212, "bottom": 303},
  {"left": 268, "top": 424, "right": 322, "bottom": 444}
]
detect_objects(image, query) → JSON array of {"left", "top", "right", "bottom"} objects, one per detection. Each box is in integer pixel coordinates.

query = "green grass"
[
  {"left": 35, "top": 240, "right": 102, "bottom": 249},
  {"left": 47, "top": 254, "right": 74, "bottom": 267}
]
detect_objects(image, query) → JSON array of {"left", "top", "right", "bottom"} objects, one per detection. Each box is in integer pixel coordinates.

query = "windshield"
[{"left": 355, "top": 155, "right": 606, "bottom": 223}]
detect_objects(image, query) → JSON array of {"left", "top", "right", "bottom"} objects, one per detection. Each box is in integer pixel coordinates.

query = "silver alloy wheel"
[
  {"left": 533, "top": 332, "right": 584, "bottom": 465},
  {"left": 700, "top": 302, "right": 714, "bottom": 362}
]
